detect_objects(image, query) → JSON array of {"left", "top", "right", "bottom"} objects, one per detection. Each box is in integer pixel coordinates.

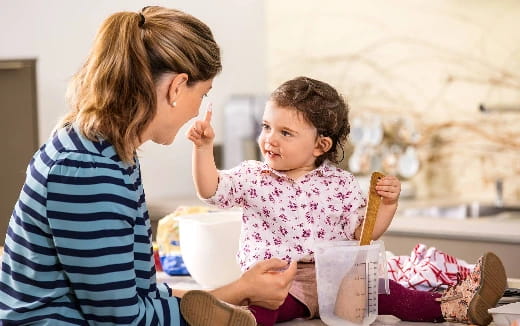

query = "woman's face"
[{"left": 144, "top": 76, "right": 213, "bottom": 145}]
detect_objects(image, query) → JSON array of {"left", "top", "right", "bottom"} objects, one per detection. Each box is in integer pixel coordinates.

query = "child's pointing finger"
[{"left": 204, "top": 103, "right": 213, "bottom": 123}]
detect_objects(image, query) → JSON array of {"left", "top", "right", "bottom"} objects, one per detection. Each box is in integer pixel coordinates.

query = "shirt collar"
[
  {"left": 259, "top": 160, "right": 336, "bottom": 178},
  {"left": 312, "top": 160, "right": 337, "bottom": 177},
  {"left": 69, "top": 123, "right": 131, "bottom": 166}
]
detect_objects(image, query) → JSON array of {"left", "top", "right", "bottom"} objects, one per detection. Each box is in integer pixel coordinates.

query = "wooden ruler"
[
  {"left": 359, "top": 171, "right": 384, "bottom": 246},
  {"left": 334, "top": 172, "right": 385, "bottom": 322}
]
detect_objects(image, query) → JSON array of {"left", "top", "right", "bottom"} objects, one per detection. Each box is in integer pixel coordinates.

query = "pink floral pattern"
[
  {"left": 203, "top": 160, "right": 367, "bottom": 270},
  {"left": 441, "top": 256, "right": 483, "bottom": 323}
]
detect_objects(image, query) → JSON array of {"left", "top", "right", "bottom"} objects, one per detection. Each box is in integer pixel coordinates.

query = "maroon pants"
[
  {"left": 250, "top": 280, "right": 444, "bottom": 326},
  {"left": 249, "top": 294, "right": 309, "bottom": 326}
]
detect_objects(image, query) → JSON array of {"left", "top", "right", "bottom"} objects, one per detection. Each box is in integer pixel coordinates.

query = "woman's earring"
[{"left": 171, "top": 101, "right": 176, "bottom": 108}]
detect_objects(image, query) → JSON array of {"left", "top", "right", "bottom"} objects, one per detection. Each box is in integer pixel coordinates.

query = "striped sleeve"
[{"left": 44, "top": 153, "right": 180, "bottom": 325}]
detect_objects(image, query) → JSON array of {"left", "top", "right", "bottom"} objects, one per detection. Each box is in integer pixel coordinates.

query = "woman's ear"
[
  {"left": 314, "top": 136, "right": 333, "bottom": 156},
  {"left": 168, "top": 73, "right": 189, "bottom": 106}
]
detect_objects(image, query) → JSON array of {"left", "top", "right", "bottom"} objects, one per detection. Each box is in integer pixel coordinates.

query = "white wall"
[{"left": 0, "top": 0, "right": 267, "bottom": 200}]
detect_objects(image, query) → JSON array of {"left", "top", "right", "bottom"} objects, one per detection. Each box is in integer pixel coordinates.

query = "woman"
[{"left": 0, "top": 6, "right": 295, "bottom": 326}]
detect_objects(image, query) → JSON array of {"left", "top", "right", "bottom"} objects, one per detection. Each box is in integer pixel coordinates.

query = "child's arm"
[
  {"left": 186, "top": 107, "right": 219, "bottom": 199},
  {"left": 355, "top": 175, "right": 401, "bottom": 240}
]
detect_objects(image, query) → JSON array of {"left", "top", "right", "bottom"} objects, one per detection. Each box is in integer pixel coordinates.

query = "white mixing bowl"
[{"left": 176, "top": 210, "right": 242, "bottom": 289}]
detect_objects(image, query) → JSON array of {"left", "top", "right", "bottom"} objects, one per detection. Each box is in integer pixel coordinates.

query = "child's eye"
[
  {"left": 281, "top": 130, "right": 292, "bottom": 137},
  {"left": 262, "top": 123, "right": 270, "bottom": 130}
]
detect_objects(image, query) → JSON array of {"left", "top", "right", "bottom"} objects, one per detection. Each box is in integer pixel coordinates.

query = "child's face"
[{"left": 258, "top": 101, "right": 325, "bottom": 178}]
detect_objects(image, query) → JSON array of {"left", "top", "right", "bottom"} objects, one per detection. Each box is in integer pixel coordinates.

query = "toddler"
[
  {"left": 187, "top": 76, "right": 506, "bottom": 326},
  {"left": 188, "top": 76, "right": 399, "bottom": 325}
]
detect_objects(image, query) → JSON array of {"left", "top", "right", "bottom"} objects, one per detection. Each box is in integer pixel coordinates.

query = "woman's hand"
[
  {"left": 240, "top": 258, "right": 297, "bottom": 309},
  {"left": 209, "top": 258, "right": 297, "bottom": 309},
  {"left": 375, "top": 175, "right": 401, "bottom": 205},
  {"left": 186, "top": 107, "right": 215, "bottom": 148}
]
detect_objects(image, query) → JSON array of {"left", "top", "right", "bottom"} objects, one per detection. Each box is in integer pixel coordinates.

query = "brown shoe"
[
  {"left": 180, "top": 290, "right": 256, "bottom": 326},
  {"left": 440, "top": 252, "right": 507, "bottom": 326}
]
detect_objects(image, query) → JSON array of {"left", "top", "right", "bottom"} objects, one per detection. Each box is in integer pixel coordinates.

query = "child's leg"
[
  {"left": 249, "top": 294, "right": 309, "bottom": 326},
  {"left": 276, "top": 294, "right": 309, "bottom": 322},
  {"left": 248, "top": 304, "right": 278, "bottom": 326},
  {"left": 378, "top": 279, "right": 444, "bottom": 322},
  {"left": 380, "top": 252, "right": 507, "bottom": 326}
]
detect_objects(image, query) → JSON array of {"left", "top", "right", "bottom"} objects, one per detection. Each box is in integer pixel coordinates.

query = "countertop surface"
[
  {"left": 387, "top": 198, "right": 520, "bottom": 244},
  {"left": 388, "top": 212, "right": 520, "bottom": 243},
  {"left": 159, "top": 273, "right": 517, "bottom": 326}
]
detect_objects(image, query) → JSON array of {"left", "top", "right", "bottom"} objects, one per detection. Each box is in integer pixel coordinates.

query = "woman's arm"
[
  {"left": 173, "top": 259, "right": 297, "bottom": 310},
  {"left": 212, "top": 259, "right": 297, "bottom": 309}
]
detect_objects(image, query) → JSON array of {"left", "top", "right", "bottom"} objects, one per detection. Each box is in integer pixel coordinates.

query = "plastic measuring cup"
[{"left": 315, "top": 240, "right": 386, "bottom": 326}]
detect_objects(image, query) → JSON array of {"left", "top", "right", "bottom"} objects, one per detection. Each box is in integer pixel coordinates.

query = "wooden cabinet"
[{"left": 0, "top": 59, "right": 38, "bottom": 245}]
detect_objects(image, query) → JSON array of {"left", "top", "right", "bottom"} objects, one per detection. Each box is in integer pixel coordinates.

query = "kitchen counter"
[
  {"left": 158, "top": 274, "right": 458, "bottom": 326},
  {"left": 160, "top": 273, "right": 518, "bottom": 326},
  {"left": 388, "top": 211, "right": 520, "bottom": 244},
  {"left": 383, "top": 202, "right": 520, "bottom": 278},
  {"left": 277, "top": 317, "right": 464, "bottom": 325}
]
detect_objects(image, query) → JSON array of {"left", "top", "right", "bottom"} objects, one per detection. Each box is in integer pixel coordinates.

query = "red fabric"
[
  {"left": 387, "top": 243, "right": 473, "bottom": 291},
  {"left": 378, "top": 279, "right": 444, "bottom": 322},
  {"left": 249, "top": 294, "right": 309, "bottom": 326}
]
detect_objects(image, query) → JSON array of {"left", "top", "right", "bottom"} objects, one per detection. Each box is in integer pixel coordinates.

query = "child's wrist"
[
  {"left": 381, "top": 199, "right": 398, "bottom": 206},
  {"left": 194, "top": 142, "right": 214, "bottom": 151}
]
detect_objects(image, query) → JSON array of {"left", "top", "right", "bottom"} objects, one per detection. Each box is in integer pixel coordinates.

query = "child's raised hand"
[
  {"left": 186, "top": 105, "right": 215, "bottom": 148},
  {"left": 375, "top": 175, "right": 401, "bottom": 205}
]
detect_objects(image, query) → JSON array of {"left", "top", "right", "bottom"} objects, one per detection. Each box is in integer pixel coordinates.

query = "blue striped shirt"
[{"left": 0, "top": 126, "right": 181, "bottom": 325}]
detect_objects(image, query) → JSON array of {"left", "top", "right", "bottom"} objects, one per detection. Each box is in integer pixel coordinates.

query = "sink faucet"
[{"left": 495, "top": 179, "right": 503, "bottom": 207}]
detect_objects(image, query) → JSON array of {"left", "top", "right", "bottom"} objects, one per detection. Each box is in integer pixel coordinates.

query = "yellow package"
[{"left": 156, "top": 206, "right": 211, "bottom": 256}]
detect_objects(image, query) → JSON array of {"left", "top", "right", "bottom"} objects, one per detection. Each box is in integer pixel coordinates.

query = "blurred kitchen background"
[
  {"left": 1, "top": 1, "right": 519, "bottom": 274},
  {"left": 265, "top": 0, "right": 520, "bottom": 202}
]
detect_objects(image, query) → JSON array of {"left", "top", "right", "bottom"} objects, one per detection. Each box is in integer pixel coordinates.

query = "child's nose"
[{"left": 265, "top": 133, "right": 278, "bottom": 146}]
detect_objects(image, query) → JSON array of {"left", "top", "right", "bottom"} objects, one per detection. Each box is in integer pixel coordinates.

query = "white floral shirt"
[{"left": 203, "top": 160, "right": 367, "bottom": 270}]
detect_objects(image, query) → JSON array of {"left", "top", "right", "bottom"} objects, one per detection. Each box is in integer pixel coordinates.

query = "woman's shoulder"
[{"left": 40, "top": 127, "right": 135, "bottom": 179}]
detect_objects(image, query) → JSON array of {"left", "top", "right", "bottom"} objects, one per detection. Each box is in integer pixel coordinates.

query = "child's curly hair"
[{"left": 270, "top": 76, "right": 350, "bottom": 167}]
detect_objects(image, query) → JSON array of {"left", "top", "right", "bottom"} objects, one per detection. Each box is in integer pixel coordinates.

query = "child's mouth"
[{"left": 265, "top": 150, "right": 280, "bottom": 158}]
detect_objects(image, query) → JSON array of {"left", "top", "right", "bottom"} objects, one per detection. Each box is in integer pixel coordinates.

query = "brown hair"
[
  {"left": 270, "top": 76, "right": 350, "bottom": 166},
  {"left": 59, "top": 6, "right": 222, "bottom": 163}
]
